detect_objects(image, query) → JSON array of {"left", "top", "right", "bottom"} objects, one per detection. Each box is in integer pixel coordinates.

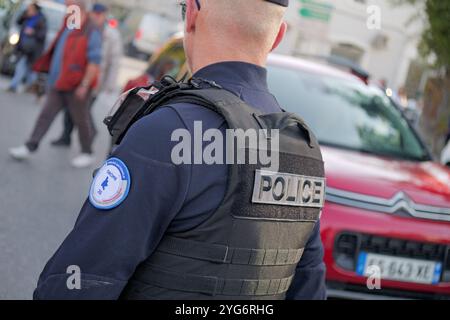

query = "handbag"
[{"left": 18, "top": 35, "right": 38, "bottom": 55}]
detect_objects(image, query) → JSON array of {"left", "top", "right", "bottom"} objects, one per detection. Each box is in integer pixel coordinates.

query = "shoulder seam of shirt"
[
  {"left": 159, "top": 103, "right": 228, "bottom": 214},
  {"left": 118, "top": 106, "right": 192, "bottom": 168},
  {"left": 163, "top": 104, "right": 196, "bottom": 208},
  {"left": 152, "top": 104, "right": 193, "bottom": 211},
  {"left": 163, "top": 103, "right": 227, "bottom": 129}
]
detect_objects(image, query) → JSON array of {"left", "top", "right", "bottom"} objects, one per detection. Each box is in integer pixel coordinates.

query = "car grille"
[
  {"left": 334, "top": 232, "right": 450, "bottom": 283},
  {"left": 326, "top": 187, "right": 450, "bottom": 222}
]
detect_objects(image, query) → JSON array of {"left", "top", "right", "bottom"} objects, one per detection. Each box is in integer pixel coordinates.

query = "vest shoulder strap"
[
  {"left": 107, "top": 77, "right": 316, "bottom": 148},
  {"left": 143, "top": 86, "right": 263, "bottom": 131},
  {"left": 147, "top": 87, "right": 316, "bottom": 147}
]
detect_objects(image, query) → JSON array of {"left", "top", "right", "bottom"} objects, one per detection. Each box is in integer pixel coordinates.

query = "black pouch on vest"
[
  {"left": 103, "top": 76, "right": 182, "bottom": 145},
  {"left": 104, "top": 87, "right": 149, "bottom": 145}
]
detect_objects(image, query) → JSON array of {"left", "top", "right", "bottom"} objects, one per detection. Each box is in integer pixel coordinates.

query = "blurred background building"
[
  {"left": 107, "top": 0, "right": 427, "bottom": 99},
  {"left": 279, "top": 0, "right": 427, "bottom": 99}
]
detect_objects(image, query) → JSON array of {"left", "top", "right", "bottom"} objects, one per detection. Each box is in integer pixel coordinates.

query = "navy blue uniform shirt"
[{"left": 34, "top": 62, "right": 327, "bottom": 300}]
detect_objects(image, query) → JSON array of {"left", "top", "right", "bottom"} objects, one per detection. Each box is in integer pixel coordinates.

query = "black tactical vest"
[{"left": 109, "top": 78, "right": 326, "bottom": 300}]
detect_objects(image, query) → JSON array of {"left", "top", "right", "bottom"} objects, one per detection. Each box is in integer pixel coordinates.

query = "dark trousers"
[
  {"left": 59, "top": 96, "right": 97, "bottom": 143},
  {"left": 26, "top": 89, "right": 94, "bottom": 154}
]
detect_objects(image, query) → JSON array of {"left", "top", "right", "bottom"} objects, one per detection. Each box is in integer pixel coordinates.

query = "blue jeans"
[{"left": 10, "top": 56, "right": 37, "bottom": 90}]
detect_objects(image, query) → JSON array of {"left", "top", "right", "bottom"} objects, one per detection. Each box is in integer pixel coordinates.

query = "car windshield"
[{"left": 267, "top": 64, "right": 429, "bottom": 161}]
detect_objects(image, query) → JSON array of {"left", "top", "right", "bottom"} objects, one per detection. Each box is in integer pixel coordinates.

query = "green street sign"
[
  {"left": 298, "top": 0, "right": 333, "bottom": 22},
  {"left": 300, "top": 0, "right": 333, "bottom": 11},
  {"left": 299, "top": 7, "right": 331, "bottom": 22}
]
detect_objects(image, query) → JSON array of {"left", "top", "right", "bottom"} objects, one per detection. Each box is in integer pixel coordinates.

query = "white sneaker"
[
  {"left": 9, "top": 145, "right": 31, "bottom": 160},
  {"left": 71, "top": 153, "right": 95, "bottom": 169}
]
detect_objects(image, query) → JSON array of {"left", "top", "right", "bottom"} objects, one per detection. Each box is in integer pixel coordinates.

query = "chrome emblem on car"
[{"left": 326, "top": 188, "right": 450, "bottom": 222}]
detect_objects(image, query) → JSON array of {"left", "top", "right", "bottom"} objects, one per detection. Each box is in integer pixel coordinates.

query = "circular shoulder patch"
[{"left": 89, "top": 158, "right": 131, "bottom": 210}]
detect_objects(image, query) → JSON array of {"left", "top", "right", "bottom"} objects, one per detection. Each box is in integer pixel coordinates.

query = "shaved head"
[
  {"left": 202, "top": 0, "right": 286, "bottom": 51},
  {"left": 184, "top": 0, "right": 287, "bottom": 73}
]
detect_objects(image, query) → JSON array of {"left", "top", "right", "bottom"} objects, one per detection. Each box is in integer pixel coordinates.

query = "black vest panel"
[{"left": 119, "top": 86, "right": 325, "bottom": 300}]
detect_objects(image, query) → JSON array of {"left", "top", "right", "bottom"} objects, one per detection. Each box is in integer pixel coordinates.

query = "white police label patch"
[
  {"left": 252, "top": 170, "right": 325, "bottom": 208},
  {"left": 89, "top": 158, "right": 131, "bottom": 210}
]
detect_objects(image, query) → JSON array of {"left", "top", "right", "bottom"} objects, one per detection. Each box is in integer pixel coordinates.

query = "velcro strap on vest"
[
  {"left": 157, "top": 236, "right": 304, "bottom": 266},
  {"left": 134, "top": 264, "right": 294, "bottom": 296}
]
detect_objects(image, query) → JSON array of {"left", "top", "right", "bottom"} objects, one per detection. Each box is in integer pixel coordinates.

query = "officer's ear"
[
  {"left": 185, "top": 0, "right": 199, "bottom": 34},
  {"left": 270, "top": 21, "right": 287, "bottom": 52}
]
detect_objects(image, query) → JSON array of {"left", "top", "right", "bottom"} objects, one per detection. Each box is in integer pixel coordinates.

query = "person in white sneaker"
[
  {"left": 9, "top": 0, "right": 101, "bottom": 169},
  {"left": 9, "top": 145, "right": 31, "bottom": 160},
  {"left": 71, "top": 153, "right": 96, "bottom": 168},
  {"left": 9, "top": 144, "right": 95, "bottom": 168}
]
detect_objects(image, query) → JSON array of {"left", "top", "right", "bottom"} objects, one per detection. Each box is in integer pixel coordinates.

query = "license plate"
[{"left": 356, "top": 252, "right": 442, "bottom": 285}]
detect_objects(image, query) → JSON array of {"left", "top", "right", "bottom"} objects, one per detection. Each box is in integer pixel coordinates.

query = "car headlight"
[
  {"left": 9, "top": 33, "right": 20, "bottom": 45},
  {"left": 385, "top": 88, "right": 393, "bottom": 97}
]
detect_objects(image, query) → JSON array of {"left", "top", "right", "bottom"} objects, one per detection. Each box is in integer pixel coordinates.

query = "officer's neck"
[{"left": 190, "top": 37, "right": 268, "bottom": 74}]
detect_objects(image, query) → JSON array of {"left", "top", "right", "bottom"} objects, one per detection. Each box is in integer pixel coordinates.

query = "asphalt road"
[{"left": 0, "top": 57, "right": 147, "bottom": 299}]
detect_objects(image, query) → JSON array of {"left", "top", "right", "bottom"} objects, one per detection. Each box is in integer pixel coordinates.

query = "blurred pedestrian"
[
  {"left": 377, "top": 78, "right": 388, "bottom": 91},
  {"left": 52, "top": 3, "right": 123, "bottom": 147},
  {"left": 9, "top": 0, "right": 103, "bottom": 168},
  {"left": 7, "top": 1, "right": 47, "bottom": 93},
  {"left": 397, "top": 86, "right": 409, "bottom": 109}
]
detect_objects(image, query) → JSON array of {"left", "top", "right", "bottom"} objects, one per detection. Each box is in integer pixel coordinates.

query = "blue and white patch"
[{"left": 89, "top": 158, "right": 131, "bottom": 210}]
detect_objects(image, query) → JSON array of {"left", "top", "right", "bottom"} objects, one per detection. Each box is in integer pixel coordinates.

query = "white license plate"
[{"left": 356, "top": 252, "right": 442, "bottom": 285}]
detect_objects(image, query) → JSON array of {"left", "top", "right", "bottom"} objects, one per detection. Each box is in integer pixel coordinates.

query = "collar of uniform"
[{"left": 193, "top": 61, "right": 269, "bottom": 93}]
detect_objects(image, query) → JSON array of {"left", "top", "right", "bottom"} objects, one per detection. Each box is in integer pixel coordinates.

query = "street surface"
[{"left": 0, "top": 57, "right": 147, "bottom": 299}]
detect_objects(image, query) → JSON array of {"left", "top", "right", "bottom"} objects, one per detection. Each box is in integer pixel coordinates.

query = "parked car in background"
[
  {"left": 0, "top": 8, "right": 6, "bottom": 43},
  {"left": 0, "top": 0, "right": 18, "bottom": 46},
  {"left": 125, "top": 37, "right": 450, "bottom": 299},
  {"left": 122, "top": 35, "right": 186, "bottom": 92},
  {"left": 121, "top": 10, "right": 181, "bottom": 60},
  {"left": 0, "top": 0, "right": 65, "bottom": 75},
  {"left": 441, "top": 140, "right": 450, "bottom": 167},
  {"left": 266, "top": 55, "right": 450, "bottom": 300}
]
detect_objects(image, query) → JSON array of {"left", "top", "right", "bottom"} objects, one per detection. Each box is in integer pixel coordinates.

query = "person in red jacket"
[{"left": 9, "top": 0, "right": 102, "bottom": 168}]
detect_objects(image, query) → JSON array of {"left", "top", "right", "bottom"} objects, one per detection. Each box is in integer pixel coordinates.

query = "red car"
[
  {"left": 125, "top": 40, "right": 450, "bottom": 298},
  {"left": 266, "top": 54, "right": 450, "bottom": 300}
]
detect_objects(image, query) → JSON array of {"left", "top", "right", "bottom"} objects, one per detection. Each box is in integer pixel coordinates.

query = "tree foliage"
[{"left": 392, "top": 0, "right": 450, "bottom": 72}]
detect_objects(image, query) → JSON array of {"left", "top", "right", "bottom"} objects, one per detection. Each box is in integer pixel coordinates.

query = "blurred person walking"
[
  {"left": 51, "top": 3, "right": 123, "bottom": 147},
  {"left": 9, "top": 0, "right": 103, "bottom": 168},
  {"left": 7, "top": 1, "right": 47, "bottom": 93}
]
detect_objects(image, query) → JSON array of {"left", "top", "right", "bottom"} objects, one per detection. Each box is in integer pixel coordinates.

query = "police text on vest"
[{"left": 252, "top": 170, "right": 325, "bottom": 208}]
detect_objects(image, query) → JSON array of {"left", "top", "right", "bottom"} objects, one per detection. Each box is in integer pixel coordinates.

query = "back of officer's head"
[{"left": 183, "top": 0, "right": 287, "bottom": 73}]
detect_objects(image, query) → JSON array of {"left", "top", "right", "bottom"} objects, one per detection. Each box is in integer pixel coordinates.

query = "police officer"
[{"left": 34, "top": 0, "right": 327, "bottom": 300}]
